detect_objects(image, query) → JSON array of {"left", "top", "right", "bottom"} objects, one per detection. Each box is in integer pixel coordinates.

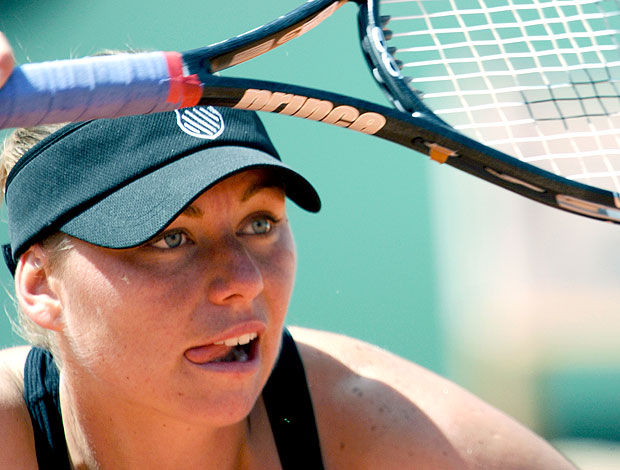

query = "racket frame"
[{"left": 2, "top": 0, "right": 620, "bottom": 223}]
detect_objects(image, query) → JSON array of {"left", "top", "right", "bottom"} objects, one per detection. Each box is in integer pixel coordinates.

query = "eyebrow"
[
  {"left": 181, "top": 205, "right": 204, "bottom": 218},
  {"left": 180, "top": 176, "right": 285, "bottom": 219},
  {"left": 241, "top": 175, "right": 285, "bottom": 202}
]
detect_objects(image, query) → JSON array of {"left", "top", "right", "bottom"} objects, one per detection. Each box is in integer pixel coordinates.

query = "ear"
[{"left": 14, "top": 244, "right": 64, "bottom": 332}]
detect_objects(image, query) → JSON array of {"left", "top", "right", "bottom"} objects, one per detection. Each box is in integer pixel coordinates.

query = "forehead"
[
  {"left": 215, "top": 168, "right": 285, "bottom": 196},
  {"left": 180, "top": 168, "right": 286, "bottom": 216}
]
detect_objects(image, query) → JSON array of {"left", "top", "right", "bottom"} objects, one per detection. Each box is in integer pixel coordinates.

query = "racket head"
[{"left": 358, "top": 0, "right": 620, "bottom": 221}]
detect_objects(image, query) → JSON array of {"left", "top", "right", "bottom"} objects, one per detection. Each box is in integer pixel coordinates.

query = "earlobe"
[{"left": 15, "top": 245, "right": 63, "bottom": 332}]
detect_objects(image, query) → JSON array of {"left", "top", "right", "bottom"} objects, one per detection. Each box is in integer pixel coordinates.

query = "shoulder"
[
  {"left": 288, "top": 327, "right": 576, "bottom": 470},
  {"left": 0, "top": 346, "right": 38, "bottom": 469},
  {"left": 0, "top": 345, "right": 31, "bottom": 409}
]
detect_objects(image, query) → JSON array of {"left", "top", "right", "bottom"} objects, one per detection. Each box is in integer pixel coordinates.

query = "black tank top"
[{"left": 23, "top": 328, "right": 325, "bottom": 469}]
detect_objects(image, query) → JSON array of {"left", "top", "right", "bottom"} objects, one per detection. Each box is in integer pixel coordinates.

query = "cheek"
[
  {"left": 55, "top": 253, "right": 187, "bottom": 367},
  {"left": 54, "top": 265, "right": 122, "bottom": 366},
  {"left": 261, "top": 232, "right": 297, "bottom": 319}
]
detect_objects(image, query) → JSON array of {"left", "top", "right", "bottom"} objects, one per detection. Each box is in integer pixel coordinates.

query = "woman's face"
[{"left": 49, "top": 169, "right": 297, "bottom": 426}]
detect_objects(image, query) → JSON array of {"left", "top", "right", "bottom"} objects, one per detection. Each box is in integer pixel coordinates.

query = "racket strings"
[{"left": 379, "top": 0, "right": 620, "bottom": 192}]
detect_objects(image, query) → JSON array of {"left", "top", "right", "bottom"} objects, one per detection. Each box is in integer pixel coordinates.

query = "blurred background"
[{"left": 1, "top": 0, "right": 620, "bottom": 467}]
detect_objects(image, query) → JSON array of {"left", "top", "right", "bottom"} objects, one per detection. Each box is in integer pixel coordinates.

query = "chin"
[{"left": 178, "top": 394, "right": 260, "bottom": 429}]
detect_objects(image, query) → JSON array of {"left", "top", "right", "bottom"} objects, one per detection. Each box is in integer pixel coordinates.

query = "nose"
[{"left": 206, "top": 237, "right": 264, "bottom": 305}]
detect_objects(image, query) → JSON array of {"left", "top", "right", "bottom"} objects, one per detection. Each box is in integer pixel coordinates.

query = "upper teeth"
[{"left": 214, "top": 332, "right": 258, "bottom": 346}]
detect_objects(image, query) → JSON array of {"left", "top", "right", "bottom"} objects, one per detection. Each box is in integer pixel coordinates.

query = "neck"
[{"left": 59, "top": 374, "right": 255, "bottom": 470}]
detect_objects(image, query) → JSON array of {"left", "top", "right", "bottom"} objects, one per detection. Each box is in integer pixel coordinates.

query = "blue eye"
[
  {"left": 251, "top": 217, "right": 272, "bottom": 234},
  {"left": 240, "top": 215, "right": 278, "bottom": 236},
  {"left": 150, "top": 231, "right": 188, "bottom": 249}
]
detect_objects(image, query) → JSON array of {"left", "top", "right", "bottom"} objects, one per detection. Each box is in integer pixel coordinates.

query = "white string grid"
[{"left": 381, "top": 0, "right": 620, "bottom": 191}]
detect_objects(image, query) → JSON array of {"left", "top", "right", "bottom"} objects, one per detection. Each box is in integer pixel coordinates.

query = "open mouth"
[
  {"left": 212, "top": 340, "right": 255, "bottom": 363},
  {"left": 184, "top": 331, "right": 261, "bottom": 366},
  {"left": 211, "top": 332, "right": 258, "bottom": 363}
]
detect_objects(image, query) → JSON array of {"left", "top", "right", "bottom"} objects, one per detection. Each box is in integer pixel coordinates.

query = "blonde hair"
[
  {"left": 1, "top": 123, "right": 71, "bottom": 352},
  {"left": 1, "top": 50, "right": 140, "bottom": 353}
]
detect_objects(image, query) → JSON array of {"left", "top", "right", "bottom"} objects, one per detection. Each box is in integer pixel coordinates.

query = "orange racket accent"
[{"left": 426, "top": 142, "right": 455, "bottom": 164}]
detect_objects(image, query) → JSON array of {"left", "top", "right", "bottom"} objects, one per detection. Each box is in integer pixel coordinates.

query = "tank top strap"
[
  {"left": 262, "top": 328, "right": 325, "bottom": 469},
  {"left": 23, "top": 347, "right": 71, "bottom": 470}
]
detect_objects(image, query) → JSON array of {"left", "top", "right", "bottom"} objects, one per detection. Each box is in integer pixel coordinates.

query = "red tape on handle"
[{"left": 164, "top": 51, "right": 202, "bottom": 108}]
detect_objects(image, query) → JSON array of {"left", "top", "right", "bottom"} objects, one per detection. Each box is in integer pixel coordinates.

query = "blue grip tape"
[{"left": 0, "top": 51, "right": 177, "bottom": 129}]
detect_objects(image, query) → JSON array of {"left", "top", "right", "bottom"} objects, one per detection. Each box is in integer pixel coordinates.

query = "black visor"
[{"left": 4, "top": 106, "right": 320, "bottom": 273}]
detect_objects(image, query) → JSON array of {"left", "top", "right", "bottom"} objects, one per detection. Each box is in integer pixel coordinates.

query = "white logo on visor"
[{"left": 175, "top": 106, "right": 225, "bottom": 139}]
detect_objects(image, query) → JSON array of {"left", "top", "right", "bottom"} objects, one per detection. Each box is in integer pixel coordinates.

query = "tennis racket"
[{"left": 1, "top": 0, "right": 620, "bottom": 223}]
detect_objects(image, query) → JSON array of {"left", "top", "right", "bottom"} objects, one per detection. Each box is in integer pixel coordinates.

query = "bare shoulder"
[
  {"left": 0, "top": 346, "right": 38, "bottom": 470},
  {"left": 288, "top": 327, "right": 576, "bottom": 470}
]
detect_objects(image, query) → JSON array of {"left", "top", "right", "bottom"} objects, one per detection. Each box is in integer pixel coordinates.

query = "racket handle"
[{"left": 0, "top": 51, "right": 202, "bottom": 130}]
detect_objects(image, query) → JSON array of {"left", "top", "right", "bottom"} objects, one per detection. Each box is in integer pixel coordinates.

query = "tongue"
[
  {"left": 184, "top": 344, "right": 228, "bottom": 364},
  {"left": 184, "top": 344, "right": 248, "bottom": 364}
]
